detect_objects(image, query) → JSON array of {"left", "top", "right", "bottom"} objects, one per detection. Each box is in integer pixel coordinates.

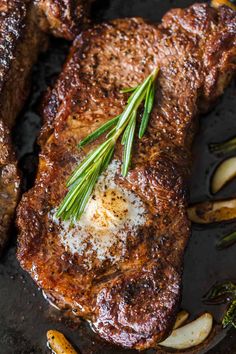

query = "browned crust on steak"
[
  {"left": 0, "top": 0, "right": 92, "bottom": 252},
  {"left": 0, "top": 120, "right": 20, "bottom": 252},
  {"left": 0, "top": 0, "right": 47, "bottom": 128},
  {"left": 35, "top": 0, "right": 94, "bottom": 40},
  {"left": 17, "top": 4, "right": 236, "bottom": 350},
  {"left": 0, "top": 0, "right": 91, "bottom": 252},
  {"left": 0, "top": 0, "right": 47, "bottom": 251}
]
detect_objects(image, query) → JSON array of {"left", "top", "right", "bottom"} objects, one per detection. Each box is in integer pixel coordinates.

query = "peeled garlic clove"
[
  {"left": 159, "top": 313, "right": 213, "bottom": 350},
  {"left": 211, "top": 157, "right": 236, "bottom": 194},
  {"left": 188, "top": 198, "right": 236, "bottom": 224},
  {"left": 174, "top": 310, "right": 189, "bottom": 329}
]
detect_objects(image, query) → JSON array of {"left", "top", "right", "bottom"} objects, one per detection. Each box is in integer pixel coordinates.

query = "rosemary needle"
[
  {"left": 56, "top": 67, "right": 159, "bottom": 222},
  {"left": 204, "top": 281, "right": 236, "bottom": 329},
  {"left": 216, "top": 230, "right": 236, "bottom": 250},
  {"left": 209, "top": 136, "right": 236, "bottom": 155}
]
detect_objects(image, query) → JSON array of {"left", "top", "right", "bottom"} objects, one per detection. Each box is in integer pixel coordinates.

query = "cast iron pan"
[{"left": 0, "top": 0, "right": 235, "bottom": 353}]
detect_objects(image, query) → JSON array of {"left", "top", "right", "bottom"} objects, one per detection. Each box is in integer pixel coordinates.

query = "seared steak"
[
  {"left": 0, "top": 120, "right": 20, "bottom": 252},
  {"left": 0, "top": 0, "right": 94, "bottom": 130},
  {"left": 0, "top": 0, "right": 46, "bottom": 251},
  {"left": 0, "top": 0, "right": 93, "bottom": 130},
  {"left": 0, "top": 0, "right": 47, "bottom": 129},
  {"left": 17, "top": 3, "right": 236, "bottom": 350},
  {"left": 0, "top": 0, "right": 92, "bottom": 251}
]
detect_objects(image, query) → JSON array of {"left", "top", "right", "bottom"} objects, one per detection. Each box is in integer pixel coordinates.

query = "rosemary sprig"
[
  {"left": 223, "top": 299, "right": 236, "bottom": 329},
  {"left": 79, "top": 115, "right": 120, "bottom": 147},
  {"left": 209, "top": 136, "right": 236, "bottom": 155},
  {"left": 204, "top": 281, "right": 236, "bottom": 304},
  {"left": 204, "top": 281, "right": 236, "bottom": 329},
  {"left": 216, "top": 230, "right": 236, "bottom": 250},
  {"left": 56, "top": 67, "right": 159, "bottom": 222}
]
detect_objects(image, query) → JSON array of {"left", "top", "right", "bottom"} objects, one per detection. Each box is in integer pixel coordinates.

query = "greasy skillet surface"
[{"left": 0, "top": 1, "right": 235, "bottom": 354}]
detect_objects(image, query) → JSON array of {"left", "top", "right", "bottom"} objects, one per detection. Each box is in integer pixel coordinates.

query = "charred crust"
[{"left": 0, "top": 120, "right": 20, "bottom": 253}]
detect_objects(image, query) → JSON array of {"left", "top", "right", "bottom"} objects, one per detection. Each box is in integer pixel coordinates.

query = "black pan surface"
[{"left": 1, "top": 0, "right": 236, "bottom": 353}]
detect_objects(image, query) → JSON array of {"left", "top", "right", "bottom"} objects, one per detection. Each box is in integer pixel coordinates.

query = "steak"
[
  {"left": 17, "top": 3, "right": 236, "bottom": 350},
  {"left": 0, "top": 0, "right": 95, "bottom": 130},
  {"left": 0, "top": 0, "right": 93, "bottom": 130},
  {"left": 0, "top": 120, "right": 20, "bottom": 252},
  {"left": 0, "top": 0, "right": 47, "bottom": 251},
  {"left": 0, "top": 0, "right": 47, "bottom": 129},
  {"left": 0, "top": 0, "right": 92, "bottom": 251}
]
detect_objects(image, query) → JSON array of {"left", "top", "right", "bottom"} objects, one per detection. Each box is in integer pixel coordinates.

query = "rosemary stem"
[{"left": 57, "top": 67, "right": 159, "bottom": 222}]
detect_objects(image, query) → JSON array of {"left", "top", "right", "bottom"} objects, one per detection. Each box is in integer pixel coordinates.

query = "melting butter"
[{"left": 52, "top": 161, "right": 146, "bottom": 267}]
